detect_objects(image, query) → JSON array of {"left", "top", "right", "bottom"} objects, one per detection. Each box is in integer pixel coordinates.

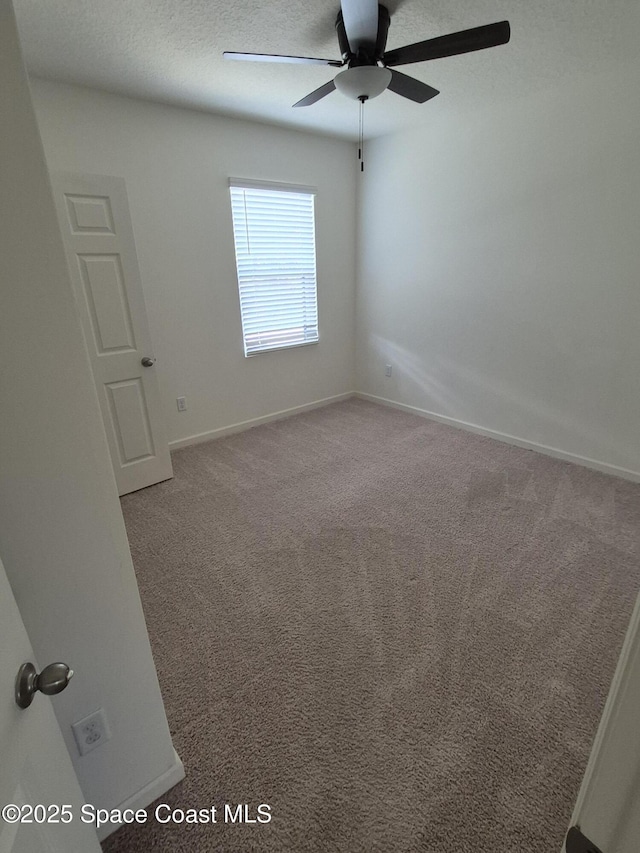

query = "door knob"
[
  {"left": 141, "top": 356, "right": 156, "bottom": 367},
  {"left": 15, "top": 662, "right": 74, "bottom": 709}
]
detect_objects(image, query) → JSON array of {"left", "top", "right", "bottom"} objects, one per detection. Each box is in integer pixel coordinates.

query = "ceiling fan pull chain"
[
  {"left": 361, "top": 98, "right": 364, "bottom": 172},
  {"left": 358, "top": 95, "right": 367, "bottom": 172}
]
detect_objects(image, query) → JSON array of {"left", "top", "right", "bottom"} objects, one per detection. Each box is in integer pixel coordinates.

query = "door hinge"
[{"left": 566, "top": 826, "right": 604, "bottom": 853}]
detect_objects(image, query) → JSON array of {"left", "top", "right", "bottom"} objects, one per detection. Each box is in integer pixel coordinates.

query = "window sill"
[{"left": 245, "top": 339, "right": 319, "bottom": 357}]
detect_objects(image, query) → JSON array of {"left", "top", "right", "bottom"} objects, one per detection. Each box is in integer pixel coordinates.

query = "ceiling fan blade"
[
  {"left": 387, "top": 70, "right": 439, "bottom": 103},
  {"left": 292, "top": 79, "right": 337, "bottom": 108},
  {"left": 223, "top": 51, "right": 342, "bottom": 67},
  {"left": 384, "top": 20, "right": 510, "bottom": 67},
  {"left": 340, "top": 0, "right": 379, "bottom": 52}
]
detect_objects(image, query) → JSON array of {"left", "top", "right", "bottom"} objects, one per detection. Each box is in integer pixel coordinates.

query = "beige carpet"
[{"left": 103, "top": 398, "right": 640, "bottom": 852}]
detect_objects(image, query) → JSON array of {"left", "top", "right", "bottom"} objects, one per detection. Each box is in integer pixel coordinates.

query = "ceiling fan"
[{"left": 223, "top": 0, "right": 511, "bottom": 108}]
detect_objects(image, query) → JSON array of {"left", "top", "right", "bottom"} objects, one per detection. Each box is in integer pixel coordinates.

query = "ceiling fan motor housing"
[{"left": 336, "top": 4, "right": 391, "bottom": 65}]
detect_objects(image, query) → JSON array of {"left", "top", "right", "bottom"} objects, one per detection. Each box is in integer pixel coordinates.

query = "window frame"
[{"left": 228, "top": 178, "right": 320, "bottom": 358}]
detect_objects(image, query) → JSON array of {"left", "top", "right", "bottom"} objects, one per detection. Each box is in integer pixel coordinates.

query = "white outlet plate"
[
  {"left": 72, "top": 708, "right": 111, "bottom": 756},
  {"left": 176, "top": 396, "right": 187, "bottom": 412},
  {"left": 384, "top": 364, "right": 392, "bottom": 377}
]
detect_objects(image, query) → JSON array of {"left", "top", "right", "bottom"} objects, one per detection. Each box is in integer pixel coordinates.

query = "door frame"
[{"left": 565, "top": 586, "right": 640, "bottom": 849}]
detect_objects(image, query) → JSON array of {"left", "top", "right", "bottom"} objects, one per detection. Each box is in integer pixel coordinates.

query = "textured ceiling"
[{"left": 14, "top": 0, "right": 638, "bottom": 141}]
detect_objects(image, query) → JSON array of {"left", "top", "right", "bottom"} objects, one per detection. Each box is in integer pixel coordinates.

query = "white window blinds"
[{"left": 229, "top": 181, "right": 319, "bottom": 356}]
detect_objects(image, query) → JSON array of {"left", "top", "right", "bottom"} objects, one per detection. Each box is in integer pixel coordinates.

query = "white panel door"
[
  {"left": 564, "top": 591, "right": 640, "bottom": 852},
  {"left": 0, "top": 554, "right": 101, "bottom": 853},
  {"left": 52, "top": 173, "right": 173, "bottom": 495}
]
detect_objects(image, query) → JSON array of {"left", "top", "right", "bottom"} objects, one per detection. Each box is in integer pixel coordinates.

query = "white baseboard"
[
  {"left": 96, "top": 748, "right": 185, "bottom": 841},
  {"left": 168, "top": 388, "right": 640, "bottom": 482},
  {"left": 169, "top": 392, "right": 355, "bottom": 451},
  {"left": 356, "top": 392, "right": 640, "bottom": 483}
]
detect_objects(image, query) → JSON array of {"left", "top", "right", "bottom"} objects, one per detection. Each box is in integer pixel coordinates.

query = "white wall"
[
  {"left": 0, "top": 0, "right": 180, "bottom": 822},
  {"left": 31, "top": 80, "right": 357, "bottom": 446},
  {"left": 356, "top": 57, "right": 640, "bottom": 476}
]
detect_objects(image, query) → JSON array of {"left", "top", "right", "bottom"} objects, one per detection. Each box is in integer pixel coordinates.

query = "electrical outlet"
[
  {"left": 384, "top": 364, "right": 392, "bottom": 377},
  {"left": 72, "top": 708, "right": 111, "bottom": 756},
  {"left": 177, "top": 396, "right": 187, "bottom": 412}
]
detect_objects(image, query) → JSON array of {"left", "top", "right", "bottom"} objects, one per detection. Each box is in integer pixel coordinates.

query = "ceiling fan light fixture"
[{"left": 334, "top": 66, "right": 392, "bottom": 100}]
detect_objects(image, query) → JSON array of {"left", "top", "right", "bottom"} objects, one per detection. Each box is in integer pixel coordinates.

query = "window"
[{"left": 229, "top": 180, "right": 319, "bottom": 356}]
